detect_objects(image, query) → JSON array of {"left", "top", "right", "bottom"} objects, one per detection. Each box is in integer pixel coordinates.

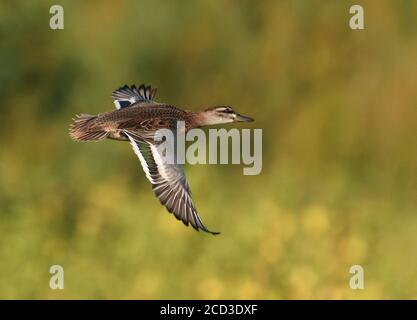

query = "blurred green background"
[{"left": 1, "top": 0, "right": 417, "bottom": 299}]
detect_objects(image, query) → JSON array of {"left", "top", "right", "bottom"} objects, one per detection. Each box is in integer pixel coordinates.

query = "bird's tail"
[{"left": 69, "top": 114, "right": 108, "bottom": 141}]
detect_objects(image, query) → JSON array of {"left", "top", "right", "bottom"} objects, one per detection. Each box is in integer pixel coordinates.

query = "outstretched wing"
[
  {"left": 112, "top": 84, "right": 157, "bottom": 109},
  {"left": 124, "top": 131, "right": 219, "bottom": 235}
]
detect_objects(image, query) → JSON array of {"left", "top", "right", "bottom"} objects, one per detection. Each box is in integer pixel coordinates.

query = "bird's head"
[{"left": 201, "top": 106, "right": 254, "bottom": 125}]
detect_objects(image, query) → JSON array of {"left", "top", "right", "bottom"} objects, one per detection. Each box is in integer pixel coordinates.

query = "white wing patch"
[{"left": 125, "top": 132, "right": 156, "bottom": 183}]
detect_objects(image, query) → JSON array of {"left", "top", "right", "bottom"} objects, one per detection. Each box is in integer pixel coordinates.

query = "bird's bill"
[{"left": 235, "top": 113, "right": 254, "bottom": 122}]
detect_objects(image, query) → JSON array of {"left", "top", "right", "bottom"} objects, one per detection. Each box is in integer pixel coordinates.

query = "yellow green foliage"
[{"left": 1, "top": 0, "right": 417, "bottom": 299}]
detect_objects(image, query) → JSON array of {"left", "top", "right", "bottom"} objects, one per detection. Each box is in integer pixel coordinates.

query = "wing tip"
[
  {"left": 199, "top": 225, "right": 221, "bottom": 235},
  {"left": 163, "top": 202, "right": 220, "bottom": 235},
  {"left": 188, "top": 219, "right": 221, "bottom": 235}
]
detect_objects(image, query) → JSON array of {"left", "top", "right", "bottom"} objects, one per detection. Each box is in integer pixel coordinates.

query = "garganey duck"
[{"left": 69, "top": 84, "right": 254, "bottom": 235}]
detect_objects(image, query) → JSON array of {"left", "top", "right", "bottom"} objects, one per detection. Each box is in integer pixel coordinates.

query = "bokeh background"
[{"left": 1, "top": 0, "right": 417, "bottom": 299}]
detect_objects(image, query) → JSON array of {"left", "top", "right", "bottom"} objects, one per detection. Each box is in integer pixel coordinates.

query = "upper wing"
[
  {"left": 112, "top": 84, "right": 157, "bottom": 109},
  {"left": 124, "top": 131, "right": 219, "bottom": 235}
]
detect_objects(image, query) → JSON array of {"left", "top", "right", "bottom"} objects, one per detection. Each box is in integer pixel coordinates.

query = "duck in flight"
[{"left": 69, "top": 84, "right": 254, "bottom": 235}]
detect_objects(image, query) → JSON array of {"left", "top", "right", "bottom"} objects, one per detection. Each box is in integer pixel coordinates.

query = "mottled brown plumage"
[
  {"left": 69, "top": 84, "right": 253, "bottom": 235},
  {"left": 77, "top": 104, "right": 197, "bottom": 140}
]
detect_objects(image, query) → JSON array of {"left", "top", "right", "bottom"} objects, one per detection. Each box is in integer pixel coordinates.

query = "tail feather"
[{"left": 69, "top": 114, "right": 108, "bottom": 141}]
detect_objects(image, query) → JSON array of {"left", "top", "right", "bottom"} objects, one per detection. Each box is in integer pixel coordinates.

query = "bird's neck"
[{"left": 190, "top": 111, "right": 216, "bottom": 127}]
